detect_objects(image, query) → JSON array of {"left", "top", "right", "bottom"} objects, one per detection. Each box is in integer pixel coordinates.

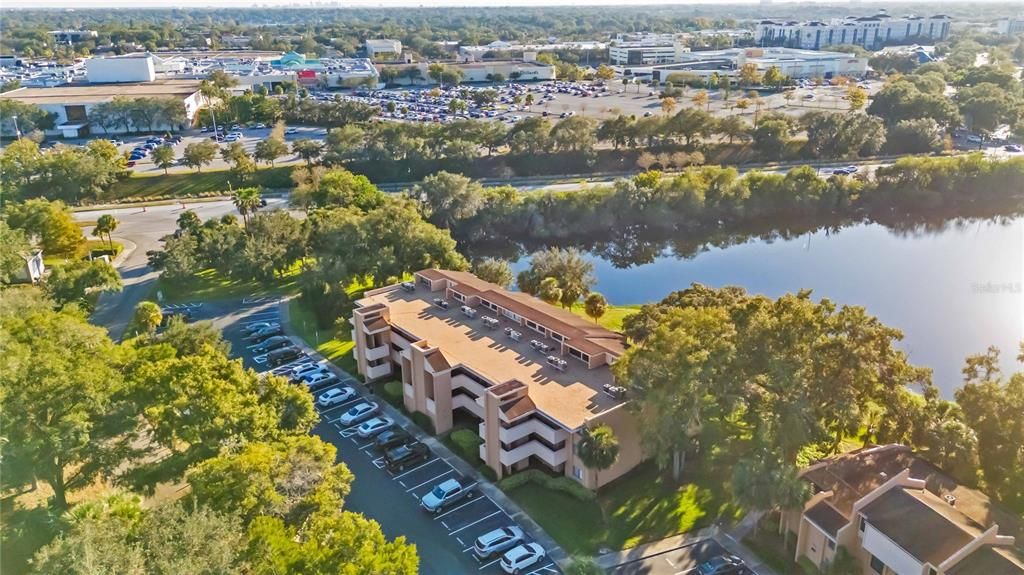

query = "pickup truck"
[{"left": 420, "top": 477, "right": 476, "bottom": 513}]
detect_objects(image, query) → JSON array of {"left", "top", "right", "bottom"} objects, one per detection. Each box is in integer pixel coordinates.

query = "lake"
[{"left": 512, "top": 218, "right": 1024, "bottom": 398}]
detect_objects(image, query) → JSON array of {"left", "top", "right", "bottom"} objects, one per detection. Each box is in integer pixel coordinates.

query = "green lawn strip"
[
  {"left": 741, "top": 514, "right": 812, "bottom": 575},
  {"left": 286, "top": 278, "right": 373, "bottom": 376},
  {"left": 567, "top": 303, "right": 641, "bottom": 332},
  {"left": 106, "top": 166, "right": 294, "bottom": 201},
  {"left": 505, "top": 460, "right": 744, "bottom": 555},
  {"left": 156, "top": 264, "right": 301, "bottom": 304}
]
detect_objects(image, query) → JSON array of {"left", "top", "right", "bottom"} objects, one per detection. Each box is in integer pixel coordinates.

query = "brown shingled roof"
[
  {"left": 365, "top": 317, "right": 390, "bottom": 332},
  {"left": 500, "top": 395, "right": 537, "bottom": 420}
]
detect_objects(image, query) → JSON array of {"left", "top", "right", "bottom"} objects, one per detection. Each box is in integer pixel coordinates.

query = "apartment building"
[
  {"left": 784, "top": 445, "right": 1024, "bottom": 575},
  {"left": 756, "top": 12, "right": 952, "bottom": 50},
  {"left": 350, "top": 269, "right": 644, "bottom": 489}
]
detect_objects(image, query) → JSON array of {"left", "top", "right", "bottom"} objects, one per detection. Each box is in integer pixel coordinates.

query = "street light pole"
[{"left": 11, "top": 114, "right": 20, "bottom": 140}]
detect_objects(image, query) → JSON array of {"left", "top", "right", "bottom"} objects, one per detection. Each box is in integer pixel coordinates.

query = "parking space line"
[
  {"left": 404, "top": 469, "right": 456, "bottom": 493},
  {"left": 434, "top": 496, "right": 483, "bottom": 520},
  {"left": 449, "top": 510, "right": 503, "bottom": 535},
  {"left": 478, "top": 557, "right": 502, "bottom": 570},
  {"left": 392, "top": 458, "right": 440, "bottom": 480},
  {"left": 525, "top": 562, "right": 557, "bottom": 575}
]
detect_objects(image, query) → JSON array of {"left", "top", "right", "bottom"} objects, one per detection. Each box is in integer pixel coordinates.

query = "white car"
[
  {"left": 285, "top": 127, "right": 298, "bottom": 135},
  {"left": 500, "top": 543, "right": 546, "bottom": 574},
  {"left": 301, "top": 371, "right": 337, "bottom": 389},
  {"left": 317, "top": 386, "right": 355, "bottom": 407},
  {"left": 243, "top": 321, "right": 278, "bottom": 335},
  {"left": 289, "top": 363, "right": 324, "bottom": 379},
  {"left": 356, "top": 416, "right": 394, "bottom": 438},
  {"left": 339, "top": 402, "right": 379, "bottom": 426}
]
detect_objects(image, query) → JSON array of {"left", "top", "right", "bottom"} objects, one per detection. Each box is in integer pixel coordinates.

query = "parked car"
[
  {"left": 301, "top": 371, "right": 339, "bottom": 391},
  {"left": 339, "top": 402, "right": 379, "bottom": 426},
  {"left": 107, "top": 138, "right": 124, "bottom": 146},
  {"left": 126, "top": 160, "right": 136, "bottom": 167},
  {"left": 844, "top": 165, "right": 859, "bottom": 173},
  {"left": 473, "top": 526, "right": 525, "bottom": 559},
  {"left": 168, "top": 135, "right": 183, "bottom": 144},
  {"left": 243, "top": 321, "right": 279, "bottom": 335},
  {"left": 267, "top": 346, "right": 302, "bottom": 367},
  {"left": 253, "top": 123, "right": 267, "bottom": 129},
  {"left": 356, "top": 416, "right": 394, "bottom": 438},
  {"left": 499, "top": 542, "right": 546, "bottom": 574},
  {"left": 420, "top": 477, "right": 475, "bottom": 513},
  {"left": 1005, "top": 144, "right": 1023, "bottom": 153},
  {"left": 288, "top": 362, "right": 325, "bottom": 381},
  {"left": 285, "top": 127, "right": 298, "bottom": 135},
  {"left": 252, "top": 336, "right": 291, "bottom": 354},
  {"left": 247, "top": 325, "right": 283, "bottom": 342},
  {"left": 697, "top": 555, "right": 747, "bottom": 575},
  {"left": 374, "top": 428, "right": 413, "bottom": 451},
  {"left": 317, "top": 386, "right": 355, "bottom": 407},
  {"left": 384, "top": 441, "right": 430, "bottom": 472}
]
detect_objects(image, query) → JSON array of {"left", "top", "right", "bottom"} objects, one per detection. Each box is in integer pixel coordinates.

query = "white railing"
[
  {"left": 426, "top": 397, "right": 436, "bottom": 414},
  {"left": 451, "top": 374, "right": 488, "bottom": 398},
  {"left": 499, "top": 417, "right": 567, "bottom": 445},
  {"left": 365, "top": 344, "right": 389, "bottom": 361},
  {"left": 479, "top": 443, "right": 487, "bottom": 461},
  {"left": 499, "top": 440, "right": 568, "bottom": 468},
  {"left": 366, "top": 362, "right": 392, "bottom": 379},
  {"left": 453, "top": 394, "right": 483, "bottom": 417}
]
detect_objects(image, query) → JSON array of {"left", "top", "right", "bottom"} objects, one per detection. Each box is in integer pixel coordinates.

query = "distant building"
[
  {"left": 49, "top": 30, "right": 98, "bottom": 44},
  {"left": 86, "top": 54, "right": 156, "bottom": 83},
  {"left": 0, "top": 80, "right": 204, "bottom": 137},
  {"left": 380, "top": 59, "right": 555, "bottom": 85},
  {"left": 631, "top": 47, "right": 867, "bottom": 82},
  {"left": 458, "top": 40, "right": 606, "bottom": 60},
  {"left": 995, "top": 18, "right": 1024, "bottom": 36},
  {"left": 756, "top": 11, "right": 952, "bottom": 50},
  {"left": 218, "top": 34, "right": 252, "bottom": 49},
  {"left": 784, "top": 445, "right": 1024, "bottom": 575},
  {"left": 364, "top": 38, "right": 403, "bottom": 58},
  {"left": 608, "top": 41, "right": 689, "bottom": 65}
]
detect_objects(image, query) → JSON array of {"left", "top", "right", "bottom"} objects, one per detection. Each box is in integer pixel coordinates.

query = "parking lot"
[
  {"left": 189, "top": 297, "right": 560, "bottom": 575},
  {"left": 608, "top": 539, "right": 736, "bottom": 575}
]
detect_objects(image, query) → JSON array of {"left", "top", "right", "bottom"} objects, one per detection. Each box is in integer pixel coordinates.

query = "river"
[{"left": 511, "top": 217, "right": 1024, "bottom": 397}]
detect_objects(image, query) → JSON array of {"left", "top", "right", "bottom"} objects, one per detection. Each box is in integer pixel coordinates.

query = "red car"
[{"left": 126, "top": 160, "right": 136, "bottom": 167}]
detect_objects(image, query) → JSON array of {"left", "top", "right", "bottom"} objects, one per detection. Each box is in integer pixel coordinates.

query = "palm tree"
[
  {"left": 233, "top": 187, "right": 263, "bottom": 229},
  {"left": 199, "top": 80, "right": 224, "bottom": 134},
  {"left": 93, "top": 214, "right": 118, "bottom": 251},
  {"left": 584, "top": 292, "right": 607, "bottom": 323},
  {"left": 131, "top": 301, "right": 163, "bottom": 335},
  {"left": 537, "top": 277, "right": 562, "bottom": 306},
  {"left": 575, "top": 424, "right": 619, "bottom": 487}
]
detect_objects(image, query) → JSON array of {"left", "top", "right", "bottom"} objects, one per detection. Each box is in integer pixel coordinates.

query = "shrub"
[
  {"left": 449, "top": 429, "right": 483, "bottom": 463},
  {"left": 498, "top": 469, "right": 595, "bottom": 501},
  {"left": 411, "top": 411, "right": 435, "bottom": 435},
  {"left": 479, "top": 465, "right": 498, "bottom": 482},
  {"left": 380, "top": 380, "right": 403, "bottom": 407}
]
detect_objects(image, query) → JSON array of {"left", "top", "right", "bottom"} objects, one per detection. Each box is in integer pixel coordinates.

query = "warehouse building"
[{"left": 756, "top": 11, "right": 952, "bottom": 50}]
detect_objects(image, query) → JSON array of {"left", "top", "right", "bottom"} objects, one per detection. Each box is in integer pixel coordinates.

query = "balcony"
[
  {"left": 500, "top": 417, "right": 567, "bottom": 446},
  {"left": 426, "top": 397, "right": 436, "bottom": 414},
  {"left": 479, "top": 443, "right": 487, "bottom": 461},
  {"left": 452, "top": 374, "right": 488, "bottom": 398},
  {"left": 366, "top": 362, "right": 392, "bottom": 380},
  {"left": 365, "top": 344, "right": 389, "bottom": 361},
  {"left": 499, "top": 440, "right": 568, "bottom": 468},
  {"left": 453, "top": 393, "right": 483, "bottom": 417}
]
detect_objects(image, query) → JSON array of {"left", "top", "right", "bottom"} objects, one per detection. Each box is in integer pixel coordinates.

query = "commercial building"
[
  {"left": 608, "top": 41, "right": 689, "bottom": 66},
  {"left": 0, "top": 80, "right": 204, "bottom": 137},
  {"left": 351, "top": 270, "right": 644, "bottom": 489},
  {"left": 630, "top": 47, "right": 867, "bottom": 82},
  {"left": 756, "top": 12, "right": 952, "bottom": 50},
  {"left": 784, "top": 445, "right": 1024, "bottom": 575},
  {"left": 458, "top": 40, "right": 607, "bottom": 60},
  {"left": 365, "top": 39, "right": 403, "bottom": 58},
  {"left": 995, "top": 18, "right": 1024, "bottom": 36},
  {"left": 49, "top": 30, "right": 98, "bottom": 44},
  {"left": 85, "top": 54, "right": 157, "bottom": 83}
]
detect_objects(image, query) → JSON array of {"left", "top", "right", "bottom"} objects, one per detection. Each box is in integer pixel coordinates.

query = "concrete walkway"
[{"left": 279, "top": 297, "right": 570, "bottom": 570}]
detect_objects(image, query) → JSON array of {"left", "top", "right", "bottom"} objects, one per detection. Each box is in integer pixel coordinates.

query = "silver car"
[{"left": 473, "top": 526, "right": 524, "bottom": 559}]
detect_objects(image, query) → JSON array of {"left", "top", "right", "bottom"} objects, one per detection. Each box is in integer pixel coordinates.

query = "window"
[
  {"left": 858, "top": 516, "right": 866, "bottom": 534},
  {"left": 549, "top": 333, "right": 564, "bottom": 342},
  {"left": 869, "top": 555, "right": 885, "bottom": 575}
]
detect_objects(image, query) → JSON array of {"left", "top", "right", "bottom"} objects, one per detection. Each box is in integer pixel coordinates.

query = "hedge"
[
  {"left": 380, "top": 380, "right": 403, "bottom": 408},
  {"left": 411, "top": 411, "right": 435, "bottom": 435},
  {"left": 498, "top": 469, "right": 596, "bottom": 501},
  {"left": 449, "top": 429, "right": 483, "bottom": 464}
]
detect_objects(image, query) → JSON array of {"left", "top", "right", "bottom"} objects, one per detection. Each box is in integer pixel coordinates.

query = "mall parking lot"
[{"left": 212, "top": 297, "right": 560, "bottom": 575}]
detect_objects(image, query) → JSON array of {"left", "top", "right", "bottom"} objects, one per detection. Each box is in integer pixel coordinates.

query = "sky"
[{"left": 0, "top": 0, "right": 975, "bottom": 8}]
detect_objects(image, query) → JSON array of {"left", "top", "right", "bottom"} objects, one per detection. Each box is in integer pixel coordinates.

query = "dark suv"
[
  {"left": 374, "top": 428, "right": 413, "bottom": 451},
  {"left": 384, "top": 442, "right": 430, "bottom": 472},
  {"left": 253, "top": 336, "right": 290, "bottom": 354},
  {"left": 267, "top": 346, "right": 302, "bottom": 367}
]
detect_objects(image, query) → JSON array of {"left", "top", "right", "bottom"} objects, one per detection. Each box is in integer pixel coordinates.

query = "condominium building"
[
  {"left": 756, "top": 12, "right": 952, "bottom": 50},
  {"left": 784, "top": 445, "right": 1024, "bottom": 575},
  {"left": 350, "top": 269, "right": 644, "bottom": 488}
]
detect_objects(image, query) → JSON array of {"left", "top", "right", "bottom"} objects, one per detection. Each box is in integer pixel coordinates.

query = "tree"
[
  {"left": 584, "top": 292, "right": 608, "bottom": 324},
  {"left": 717, "top": 115, "right": 750, "bottom": 144},
  {"left": 182, "top": 140, "right": 217, "bottom": 172},
  {"left": 750, "top": 114, "right": 794, "bottom": 159},
  {"left": 6, "top": 198, "right": 84, "bottom": 256},
  {"left": 151, "top": 144, "right": 175, "bottom": 174},
  {"left": 566, "top": 556, "right": 605, "bottom": 575},
  {"left": 691, "top": 90, "right": 709, "bottom": 112},
  {"left": 177, "top": 210, "right": 201, "bottom": 233},
  {"left": 0, "top": 221, "right": 30, "bottom": 284},
  {"left": 130, "top": 301, "right": 163, "bottom": 336},
  {"left": 190, "top": 435, "right": 353, "bottom": 525},
  {"left": 846, "top": 85, "right": 867, "bottom": 111},
  {"left": 762, "top": 65, "right": 784, "bottom": 89},
  {"left": 537, "top": 277, "right": 562, "bottom": 306},
  {"left": 292, "top": 138, "right": 324, "bottom": 168},
  {"left": 885, "top": 118, "right": 944, "bottom": 154},
  {"left": 738, "top": 63, "right": 762, "bottom": 86},
  {"left": 45, "top": 259, "right": 123, "bottom": 309},
  {"left": 516, "top": 247, "right": 595, "bottom": 309},
  {"left": 311, "top": 168, "right": 385, "bottom": 211},
  {"left": 660, "top": 96, "right": 677, "bottom": 115},
  {"left": 0, "top": 295, "right": 137, "bottom": 508},
  {"left": 412, "top": 171, "right": 485, "bottom": 230},
  {"left": 232, "top": 187, "right": 263, "bottom": 229},
  {"left": 93, "top": 213, "right": 118, "bottom": 251},
  {"left": 594, "top": 64, "right": 615, "bottom": 81},
  {"left": 473, "top": 258, "right": 514, "bottom": 287},
  {"left": 550, "top": 115, "right": 598, "bottom": 153},
  {"left": 575, "top": 424, "right": 619, "bottom": 486},
  {"left": 253, "top": 132, "right": 289, "bottom": 167},
  {"left": 955, "top": 82, "right": 1021, "bottom": 135},
  {"left": 731, "top": 455, "right": 810, "bottom": 537}
]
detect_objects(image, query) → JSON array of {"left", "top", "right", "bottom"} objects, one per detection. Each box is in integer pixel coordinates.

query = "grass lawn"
[
  {"left": 156, "top": 263, "right": 302, "bottom": 304},
  {"left": 568, "top": 303, "right": 641, "bottom": 332},
  {"left": 286, "top": 278, "right": 373, "bottom": 376},
  {"left": 506, "top": 460, "right": 744, "bottom": 555},
  {"left": 742, "top": 513, "right": 812, "bottom": 575},
  {"left": 106, "top": 166, "right": 294, "bottom": 201}
]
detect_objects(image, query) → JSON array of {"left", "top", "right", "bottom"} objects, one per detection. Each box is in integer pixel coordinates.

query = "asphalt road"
[
  {"left": 608, "top": 539, "right": 730, "bottom": 575},
  {"left": 76, "top": 197, "right": 289, "bottom": 340},
  {"left": 203, "top": 299, "right": 560, "bottom": 575}
]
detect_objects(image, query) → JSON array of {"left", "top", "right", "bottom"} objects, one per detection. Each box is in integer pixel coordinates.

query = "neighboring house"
[
  {"left": 350, "top": 269, "right": 644, "bottom": 489},
  {"left": 13, "top": 250, "right": 45, "bottom": 284},
  {"left": 784, "top": 444, "right": 1024, "bottom": 575}
]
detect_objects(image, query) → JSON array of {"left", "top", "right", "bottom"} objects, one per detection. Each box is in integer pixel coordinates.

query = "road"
[
  {"left": 608, "top": 539, "right": 729, "bottom": 575},
  {"left": 76, "top": 197, "right": 289, "bottom": 340}
]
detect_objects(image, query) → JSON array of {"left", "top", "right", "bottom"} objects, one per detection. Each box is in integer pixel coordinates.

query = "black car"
[
  {"left": 385, "top": 442, "right": 430, "bottom": 472},
  {"left": 374, "top": 428, "right": 413, "bottom": 451},
  {"left": 248, "top": 326, "right": 283, "bottom": 342},
  {"left": 697, "top": 555, "right": 748, "bottom": 575},
  {"left": 267, "top": 346, "right": 302, "bottom": 367},
  {"left": 253, "top": 336, "right": 291, "bottom": 354}
]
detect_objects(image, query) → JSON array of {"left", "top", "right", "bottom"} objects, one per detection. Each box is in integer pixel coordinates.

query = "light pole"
[{"left": 11, "top": 114, "right": 20, "bottom": 140}]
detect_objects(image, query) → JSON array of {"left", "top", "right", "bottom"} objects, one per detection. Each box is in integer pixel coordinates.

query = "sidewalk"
[{"left": 279, "top": 297, "right": 570, "bottom": 569}]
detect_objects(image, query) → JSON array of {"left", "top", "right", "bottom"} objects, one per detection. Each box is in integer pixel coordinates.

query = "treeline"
[
  {"left": 0, "top": 288, "right": 418, "bottom": 574},
  {"left": 616, "top": 284, "right": 1024, "bottom": 512},
  {"left": 0, "top": 139, "right": 129, "bottom": 204},
  {"left": 87, "top": 96, "right": 188, "bottom": 134}
]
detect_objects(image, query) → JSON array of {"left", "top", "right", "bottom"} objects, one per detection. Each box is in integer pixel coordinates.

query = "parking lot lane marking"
[
  {"left": 665, "top": 557, "right": 676, "bottom": 567},
  {"left": 449, "top": 510, "right": 502, "bottom": 535},
  {"left": 404, "top": 469, "right": 456, "bottom": 493},
  {"left": 360, "top": 443, "right": 376, "bottom": 452},
  {"left": 458, "top": 541, "right": 468, "bottom": 550},
  {"left": 391, "top": 458, "right": 439, "bottom": 480},
  {"left": 441, "top": 520, "right": 448, "bottom": 529},
  {"left": 525, "top": 562, "right": 557, "bottom": 575},
  {"left": 478, "top": 558, "right": 501, "bottom": 571},
  {"left": 434, "top": 496, "right": 483, "bottom": 520}
]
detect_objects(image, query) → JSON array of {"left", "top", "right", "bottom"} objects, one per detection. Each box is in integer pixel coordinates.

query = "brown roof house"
[{"left": 784, "top": 444, "right": 1024, "bottom": 575}]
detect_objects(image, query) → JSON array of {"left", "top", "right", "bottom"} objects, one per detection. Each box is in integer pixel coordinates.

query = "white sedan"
[
  {"left": 500, "top": 543, "right": 546, "bottom": 574},
  {"left": 339, "top": 402, "right": 379, "bottom": 426},
  {"left": 356, "top": 416, "right": 394, "bottom": 438},
  {"left": 317, "top": 386, "right": 355, "bottom": 407}
]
